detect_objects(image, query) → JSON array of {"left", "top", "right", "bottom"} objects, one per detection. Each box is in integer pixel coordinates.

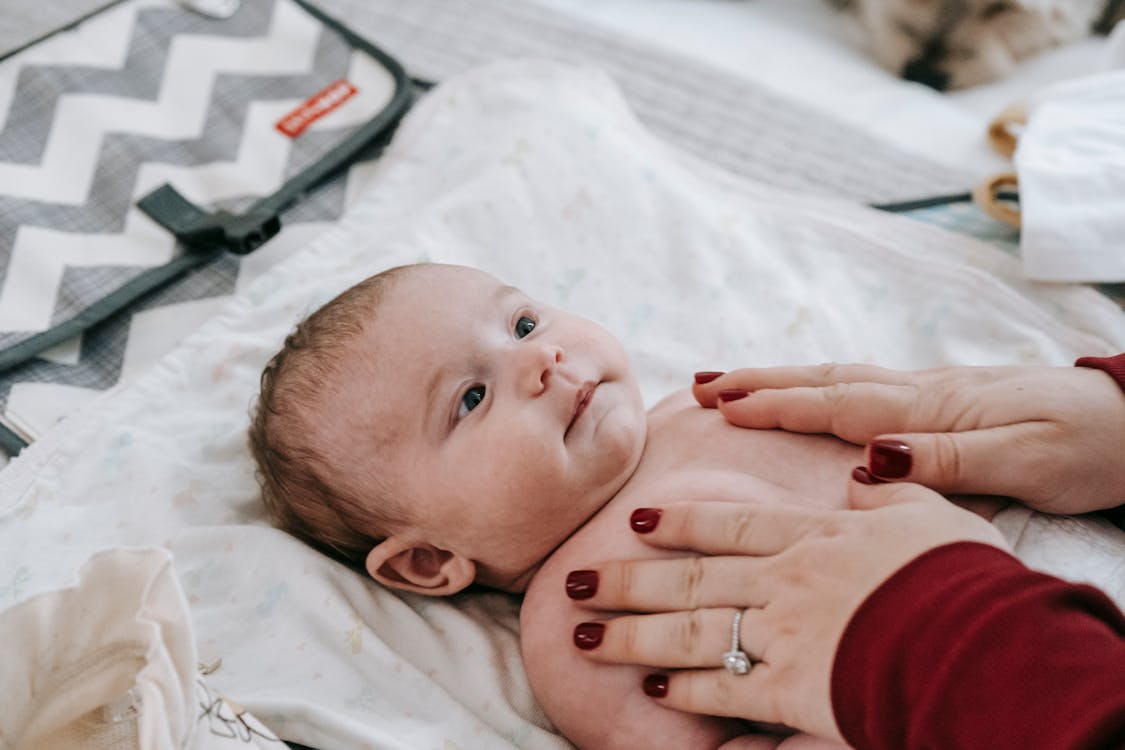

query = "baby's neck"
[
  {"left": 500, "top": 395, "right": 719, "bottom": 595},
  {"left": 485, "top": 424, "right": 657, "bottom": 595}
]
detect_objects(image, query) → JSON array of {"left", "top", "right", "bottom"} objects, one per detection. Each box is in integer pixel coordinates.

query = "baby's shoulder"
[
  {"left": 520, "top": 510, "right": 746, "bottom": 750},
  {"left": 646, "top": 387, "right": 695, "bottom": 421}
]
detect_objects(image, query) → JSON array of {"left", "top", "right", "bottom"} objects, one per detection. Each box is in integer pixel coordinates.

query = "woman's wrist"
[
  {"left": 1075, "top": 354, "right": 1125, "bottom": 526},
  {"left": 1075, "top": 353, "right": 1125, "bottom": 395}
]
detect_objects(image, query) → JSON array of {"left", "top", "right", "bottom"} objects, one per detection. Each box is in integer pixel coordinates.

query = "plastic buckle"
[
  {"left": 137, "top": 184, "right": 281, "bottom": 255},
  {"left": 181, "top": 210, "right": 281, "bottom": 255}
]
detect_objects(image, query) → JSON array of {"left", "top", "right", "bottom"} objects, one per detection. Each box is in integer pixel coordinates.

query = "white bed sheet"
[
  {"left": 535, "top": 0, "right": 1116, "bottom": 176},
  {"left": 2, "top": 60, "right": 1124, "bottom": 749}
]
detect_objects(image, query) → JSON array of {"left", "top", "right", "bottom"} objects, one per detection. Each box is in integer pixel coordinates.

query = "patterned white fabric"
[
  {"left": 2, "top": 61, "right": 1123, "bottom": 749},
  {"left": 1, "top": 548, "right": 282, "bottom": 750}
]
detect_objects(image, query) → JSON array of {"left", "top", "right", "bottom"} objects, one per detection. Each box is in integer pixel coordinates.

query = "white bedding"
[{"left": 2, "top": 60, "right": 1124, "bottom": 749}]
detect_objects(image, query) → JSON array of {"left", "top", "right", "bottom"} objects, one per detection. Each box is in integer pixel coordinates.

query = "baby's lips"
[{"left": 564, "top": 380, "right": 597, "bottom": 436}]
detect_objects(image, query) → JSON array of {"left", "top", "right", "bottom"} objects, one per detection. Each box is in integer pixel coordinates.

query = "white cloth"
[
  {"left": 0, "top": 548, "right": 280, "bottom": 750},
  {"left": 1017, "top": 68, "right": 1125, "bottom": 282},
  {"left": 1, "top": 60, "right": 1124, "bottom": 749}
]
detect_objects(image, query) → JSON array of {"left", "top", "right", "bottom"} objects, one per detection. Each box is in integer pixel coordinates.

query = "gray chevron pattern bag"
[{"left": 0, "top": 0, "right": 413, "bottom": 452}]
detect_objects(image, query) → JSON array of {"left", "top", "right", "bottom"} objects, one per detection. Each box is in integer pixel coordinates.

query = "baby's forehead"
[
  {"left": 401, "top": 262, "right": 506, "bottom": 289},
  {"left": 344, "top": 263, "right": 513, "bottom": 388},
  {"left": 382, "top": 264, "right": 528, "bottom": 319}
]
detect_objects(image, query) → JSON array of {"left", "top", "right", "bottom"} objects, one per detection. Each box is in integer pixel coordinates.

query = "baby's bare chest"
[
  {"left": 519, "top": 397, "right": 864, "bottom": 748},
  {"left": 576, "top": 395, "right": 861, "bottom": 553}
]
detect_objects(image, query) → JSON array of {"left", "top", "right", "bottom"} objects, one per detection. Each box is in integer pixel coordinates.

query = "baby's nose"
[{"left": 523, "top": 342, "right": 564, "bottom": 394}]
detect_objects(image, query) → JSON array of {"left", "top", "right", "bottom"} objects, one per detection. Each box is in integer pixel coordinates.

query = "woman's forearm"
[{"left": 833, "top": 541, "right": 1125, "bottom": 750}]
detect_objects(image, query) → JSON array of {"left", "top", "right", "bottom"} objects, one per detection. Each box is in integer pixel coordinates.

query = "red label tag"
[{"left": 275, "top": 79, "right": 358, "bottom": 138}]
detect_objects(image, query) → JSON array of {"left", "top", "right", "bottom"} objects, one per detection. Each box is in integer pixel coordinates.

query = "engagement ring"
[{"left": 723, "top": 609, "right": 751, "bottom": 676}]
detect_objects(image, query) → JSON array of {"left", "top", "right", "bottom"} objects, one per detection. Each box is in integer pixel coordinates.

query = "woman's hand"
[
  {"left": 567, "top": 481, "right": 1009, "bottom": 742},
  {"left": 693, "top": 363, "right": 1125, "bottom": 515}
]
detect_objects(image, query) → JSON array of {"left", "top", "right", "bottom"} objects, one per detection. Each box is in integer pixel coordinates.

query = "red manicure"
[
  {"left": 851, "top": 466, "right": 885, "bottom": 485},
  {"left": 574, "top": 622, "right": 605, "bottom": 650},
  {"left": 643, "top": 674, "right": 669, "bottom": 698},
  {"left": 694, "top": 371, "right": 724, "bottom": 384},
  {"left": 869, "top": 439, "right": 912, "bottom": 479},
  {"left": 718, "top": 388, "right": 749, "bottom": 402},
  {"left": 630, "top": 508, "right": 662, "bottom": 534},
  {"left": 566, "top": 570, "right": 599, "bottom": 600}
]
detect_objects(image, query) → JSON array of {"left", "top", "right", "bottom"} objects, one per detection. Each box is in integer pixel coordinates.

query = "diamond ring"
[{"left": 722, "top": 609, "right": 752, "bottom": 676}]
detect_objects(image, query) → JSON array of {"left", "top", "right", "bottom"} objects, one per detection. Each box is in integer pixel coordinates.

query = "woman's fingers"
[
  {"left": 692, "top": 364, "right": 915, "bottom": 408},
  {"left": 693, "top": 364, "right": 1017, "bottom": 446},
  {"left": 696, "top": 363, "right": 1125, "bottom": 514},
  {"left": 863, "top": 423, "right": 1058, "bottom": 498},
  {"left": 570, "top": 492, "right": 1009, "bottom": 742},
  {"left": 652, "top": 665, "right": 783, "bottom": 724},
  {"left": 647, "top": 665, "right": 783, "bottom": 724},
  {"left": 571, "top": 604, "right": 834, "bottom": 734},
  {"left": 575, "top": 607, "right": 767, "bottom": 667},
  {"left": 650, "top": 664, "right": 841, "bottom": 741},
  {"left": 575, "top": 555, "right": 775, "bottom": 611},
  {"left": 857, "top": 420, "right": 1115, "bottom": 515},
  {"left": 715, "top": 383, "right": 922, "bottom": 444},
  {"left": 629, "top": 502, "right": 823, "bottom": 556}
]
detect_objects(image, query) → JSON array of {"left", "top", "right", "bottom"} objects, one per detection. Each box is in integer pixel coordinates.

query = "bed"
[{"left": 2, "top": 3, "right": 1124, "bottom": 749}]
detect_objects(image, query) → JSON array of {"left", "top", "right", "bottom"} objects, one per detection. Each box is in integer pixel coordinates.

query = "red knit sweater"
[{"left": 830, "top": 354, "right": 1125, "bottom": 750}]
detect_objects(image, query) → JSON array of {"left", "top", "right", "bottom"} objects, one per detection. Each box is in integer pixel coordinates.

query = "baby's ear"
[{"left": 365, "top": 536, "right": 476, "bottom": 596}]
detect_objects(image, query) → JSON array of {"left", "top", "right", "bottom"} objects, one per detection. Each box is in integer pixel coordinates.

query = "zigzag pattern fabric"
[{"left": 0, "top": 0, "right": 395, "bottom": 440}]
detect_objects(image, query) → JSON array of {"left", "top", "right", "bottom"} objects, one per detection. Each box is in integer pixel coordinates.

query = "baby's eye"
[
  {"left": 515, "top": 315, "right": 536, "bottom": 339},
  {"left": 458, "top": 385, "right": 486, "bottom": 419}
]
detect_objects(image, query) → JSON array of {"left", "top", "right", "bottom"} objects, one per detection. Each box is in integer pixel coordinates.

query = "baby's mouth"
[{"left": 565, "top": 381, "right": 598, "bottom": 438}]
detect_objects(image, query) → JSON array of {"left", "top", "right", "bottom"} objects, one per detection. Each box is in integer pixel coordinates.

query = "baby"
[{"left": 250, "top": 262, "right": 949, "bottom": 749}]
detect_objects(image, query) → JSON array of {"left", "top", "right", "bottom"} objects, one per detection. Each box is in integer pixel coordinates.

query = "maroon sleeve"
[
  {"left": 1076, "top": 353, "right": 1125, "bottom": 527},
  {"left": 831, "top": 542, "right": 1125, "bottom": 750},
  {"left": 1076, "top": 353, "right": 1125, "bottom": 394}
]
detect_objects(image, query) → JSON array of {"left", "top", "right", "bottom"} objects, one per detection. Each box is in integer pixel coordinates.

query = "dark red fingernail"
[
  {"left": 630, "top": 508, "right": 662, "bottom": 534},
  {"left": 851, "top": 466, "right": 885, "bottom": 485},
  {"left": 573, "top": 622, "right": 605, "bottom": 650},
  {"left": 869, "top": 439, "right": 912, "bottom": 479},
  {"left": 694, "top": 371, "right": 724, "bottom": 384},
  {"left": 566, "top": 570, "right": 599, "bottom": 600},
  {"left": 643, "top": 673, "right": 669, "bottom": 698},
  {"left": 718, "top": 388, "right": 749, "bottom": 402}
]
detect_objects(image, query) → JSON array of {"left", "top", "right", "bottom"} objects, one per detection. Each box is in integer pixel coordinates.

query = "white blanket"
[{"left": 2, "top": 60, "right": 1123, "bottom": 749}]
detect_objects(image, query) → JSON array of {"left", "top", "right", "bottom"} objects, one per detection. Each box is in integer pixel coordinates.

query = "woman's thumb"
[
  {"left": 848, "top": 468, "right": 945, "bottom": 510},
  {"left": 865, "top": 427, "right": 1032, "bottom": 498}
]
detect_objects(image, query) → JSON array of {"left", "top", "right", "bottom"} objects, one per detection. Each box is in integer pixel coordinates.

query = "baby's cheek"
[{"left": 594, "top": 408, "right": 646, "bottom": 475}]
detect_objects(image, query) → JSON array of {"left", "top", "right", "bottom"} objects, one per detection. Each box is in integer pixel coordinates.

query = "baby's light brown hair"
[{"left": 248, "top": 264, "right": 411, "bottom": 566}]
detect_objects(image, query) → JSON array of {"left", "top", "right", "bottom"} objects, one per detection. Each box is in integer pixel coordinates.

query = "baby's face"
[{"left": 337, "top": 264, "right": 647, "bottom": 590}]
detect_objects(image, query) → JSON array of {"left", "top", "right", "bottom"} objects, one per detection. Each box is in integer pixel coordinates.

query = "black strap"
[
  {"left": 872, "top": 190, "right": 1019, "bottom": 213},
  {"left": 138, "top": 186, "right": 282, "bottom": 255},
  {"left": 0, "top": 420, "right": 30, "bottom": 455},
  {"left": 0, "top": 248, "right": 223, "bottom": 376}
]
